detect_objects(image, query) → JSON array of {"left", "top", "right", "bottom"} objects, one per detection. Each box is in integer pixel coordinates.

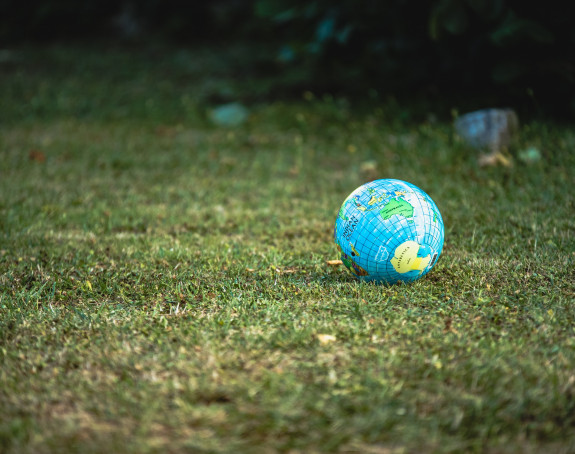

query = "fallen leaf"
[
  {"left": 317, "top": 334, "right": 337, "bottom": 345},
  {"left": 326, "top": 260, "right": 343, "bottom": 266},
  {"left": 478, "top": 152, "right": 512, "bottom": 167},
  {"left": 274, "top": 267, "right": 298, "bottom": 274},
  {"left": 289, "top": 166, "right": 299, "bottom": 176},
  {"left": 29, "top": 149, "right": 46, "bottom": 162}
]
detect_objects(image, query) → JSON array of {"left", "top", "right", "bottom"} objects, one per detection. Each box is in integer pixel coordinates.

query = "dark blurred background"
[{"left": 1, "top": 0, "right": 574, "bottom": 118}]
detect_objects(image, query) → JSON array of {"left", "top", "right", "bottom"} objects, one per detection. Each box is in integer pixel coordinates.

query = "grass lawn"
[{"left": 1, "top": 45, "right": 574, "bottom": 453}]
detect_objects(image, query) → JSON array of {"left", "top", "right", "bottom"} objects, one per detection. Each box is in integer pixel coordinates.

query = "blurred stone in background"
[{"left": 454, "top": 108, "right": 519, "bottom": 167}]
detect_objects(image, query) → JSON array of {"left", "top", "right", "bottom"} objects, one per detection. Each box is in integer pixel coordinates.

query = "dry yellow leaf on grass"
[
  {"left": 326, "top": 260, "right": 343, "bottom": 266},
  {"left": 273, "top": 267, "right": 298, "bottom": 274},
  {"left": 478, "top": 152, "right": 513, "bottom": 167},
  {"left": 317, "top": 334, "right": 337, "bottom": 345}
]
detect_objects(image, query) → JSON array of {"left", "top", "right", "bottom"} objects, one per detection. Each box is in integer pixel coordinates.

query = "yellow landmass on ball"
[{"left": 391, "top": 241, "right": 431, "bottom": 274}]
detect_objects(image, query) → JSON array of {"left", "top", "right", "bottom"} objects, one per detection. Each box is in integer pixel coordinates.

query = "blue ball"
[{"left": 334, "top": 179, "right": 444, "bottom": 284}]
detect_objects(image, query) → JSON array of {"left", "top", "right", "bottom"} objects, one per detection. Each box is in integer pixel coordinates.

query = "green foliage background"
[
  {"left": 1, "top": 0, "right": 573, "bottom": 116},
  {"left": 252, "top": 0, "right": 574, "bottom": 116}
]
